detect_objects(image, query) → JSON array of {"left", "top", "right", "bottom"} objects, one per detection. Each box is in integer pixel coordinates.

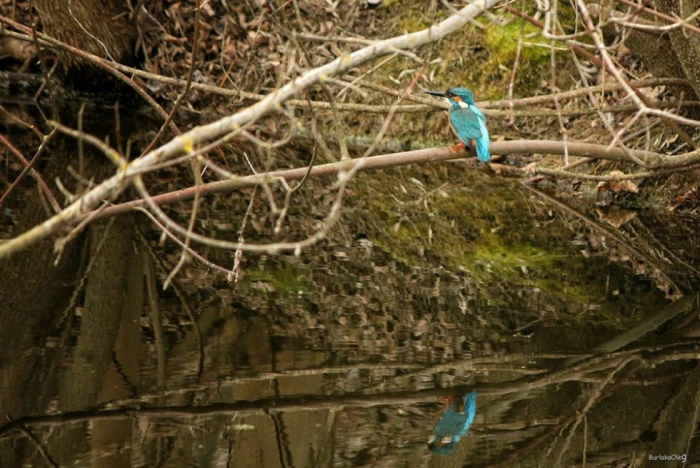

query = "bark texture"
[
  {"left": 33, "top": 0, "right": 137, "bottom": 69},
  {"left": 655, "top": 0, "right": 700, "bottom": 99}
]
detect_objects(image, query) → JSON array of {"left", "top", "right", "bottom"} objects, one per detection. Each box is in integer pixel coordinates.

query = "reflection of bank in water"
[{"left": 428, "top": 390, "right": 477, "bottom": 456}]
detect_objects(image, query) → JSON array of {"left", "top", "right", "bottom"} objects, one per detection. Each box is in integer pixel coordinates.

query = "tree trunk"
[{"left": 33, "top": 0, "right": 137, "bottom": 70}]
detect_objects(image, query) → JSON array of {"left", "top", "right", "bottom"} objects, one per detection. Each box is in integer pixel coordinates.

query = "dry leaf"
[
  {"left": 597, "top": 171, "right": 639, "bottom": 193},
  {"left": 596, "top": 206, "right": 637, "bottom": 228}
]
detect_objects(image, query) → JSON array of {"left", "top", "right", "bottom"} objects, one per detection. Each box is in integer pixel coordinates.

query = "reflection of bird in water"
[
  {"left": 428, "top": 391, "right": 477, "bottom": 456},
  {"left": 425, "top": 87, "right": 491, "bottom": 162}
]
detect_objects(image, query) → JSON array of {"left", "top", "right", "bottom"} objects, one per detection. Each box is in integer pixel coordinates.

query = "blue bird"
[
  {"left": 428, "top": 391, "right": 478, "bottom": 456},
  {"left": 425, "top": 87, "right": 491, "bottom": 162},
  {"left": 428, "top": 391, "right": 476, "bottom": 456}
]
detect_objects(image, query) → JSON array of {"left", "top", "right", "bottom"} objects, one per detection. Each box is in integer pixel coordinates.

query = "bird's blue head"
[
  {"left": 425, "top": 87, "right": 475, "bottom": 108},
  {"left": 447, "top": 87, "right": 475, "bottom": 105}
]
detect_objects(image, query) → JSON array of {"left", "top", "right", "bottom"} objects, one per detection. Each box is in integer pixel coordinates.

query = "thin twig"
[
  {"left": 0, "top": 133, "right": 60, "bottom": 211},
  {"left": 0, "top": 129, "right": 58, "bottom": 209}
]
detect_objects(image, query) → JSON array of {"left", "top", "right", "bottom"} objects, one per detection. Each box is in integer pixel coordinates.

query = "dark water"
[{"left": 1, "top": 161, "right": 699, "bottom": 467}]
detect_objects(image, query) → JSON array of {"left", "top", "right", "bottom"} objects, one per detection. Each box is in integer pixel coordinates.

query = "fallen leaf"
[
  {"left": 596, "top": 206, "right": 637, "bottom": 228},
  {"left": 597, "top": 171, "right": 639, "bottom": 193}
]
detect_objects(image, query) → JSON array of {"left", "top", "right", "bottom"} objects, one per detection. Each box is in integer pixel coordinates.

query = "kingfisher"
[
  {"left": 428, "top": 390, "right": 478, "bottom": 456},
  {"left": 425, "top": 87, "right": 491, "bottom": 162}
]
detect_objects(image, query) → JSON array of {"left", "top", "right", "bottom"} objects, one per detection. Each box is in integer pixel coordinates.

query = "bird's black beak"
[{"left": 424, "top": 90, "right": 447, "bottom": 97}]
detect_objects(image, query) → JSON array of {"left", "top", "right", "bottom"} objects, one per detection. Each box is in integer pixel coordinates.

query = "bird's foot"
[{"left": 449, "top": 142, "right": 467, "bottom": 153}]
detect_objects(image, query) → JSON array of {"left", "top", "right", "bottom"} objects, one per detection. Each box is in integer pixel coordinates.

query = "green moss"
[
  {"left": 350, "top": 169, "right": 644, "bottom": 322},
  {"left": 384, "top": 17, "right": 553, "bottom": 104},
  {"left": 472, "top": 243, "right": 553, "bottom": 270},
  {"left": 484, "top": 19, "right": 551, "bottom": 64},
  {"left": 245, "top": 261, "right": 310, "bottom": 295},
  {"left": 398, "top": 16, "right": 429, "bottom": 33},
  {"left": 364, "top": 7, "right": 558, "bottom": 107}
]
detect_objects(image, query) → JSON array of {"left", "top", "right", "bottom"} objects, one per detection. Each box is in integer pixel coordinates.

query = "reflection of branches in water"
[
  {"left": 361, "top": 353, "right": 579, "bottom": 394},
  {"left": 364, "top": 296, "right": 696, "bottom": 394},
  {"left": 485, "top": 351, "right": 691, "bottom": 466},
  {"left": 12, "top": 423, "right": 58, "bottom": 468},
  {"left": 266, "top": 408, "right": 292, "bottom": 468},
  {"left": 108, "top": 362, "right": 427, "bottom": 408},
  {"left": 505, "top": 350, "right": 699, "bottom": 466},
  {"left": 484, "top": 295, "right": 696, "bottom": 464},
  {"left": 1, "top": 346, "right": 698, "bottom": 468},
  {"left": 569, "top": 294, "right": 697, "bottom": 364},
  {"left": 2, "top": 339, "right": 699, "bottom": 440},
  {"left": 139, "top": 225, "right": 204, "bottom": 383},
  {"left": 111, "top": 351, "right": 138, "bottom": 398},
  {"left": 549, "top": 358, "right": 635, "bottom": 465},
  {"left": 0, "top": 384, "right": 474, "bottom": 438},
  {"left": 143, "top": 250, "right": 167, "bottom": 390},
  {"left": 649, "top": 362, "right": 700, "bottom": 463}
]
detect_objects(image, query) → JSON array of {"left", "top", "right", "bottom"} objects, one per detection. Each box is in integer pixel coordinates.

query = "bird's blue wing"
[
  {"left": 451, "top": 107, "right": 491, "bottom": 162},
  {"left": 470, "top": 106, "right": 491, "bottom": 162},
  {"left": 449, "top": 107, "right": 482, "bottom": 142}
]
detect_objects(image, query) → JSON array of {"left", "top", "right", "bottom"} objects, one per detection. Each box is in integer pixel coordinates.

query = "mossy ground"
[
  {"left": 244, "top": 260, "right": 311, "bottom": 296},
  {"left": 340, "top": 163, "right": 663, "bottom": 329}
]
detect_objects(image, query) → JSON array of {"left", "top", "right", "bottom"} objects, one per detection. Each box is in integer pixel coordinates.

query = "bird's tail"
[
  {"left": 462, "top": 391, "right": 477, "bottom": 434},
  {"left": 476, "top": 137, "right": 491, "bottom": 162}
]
